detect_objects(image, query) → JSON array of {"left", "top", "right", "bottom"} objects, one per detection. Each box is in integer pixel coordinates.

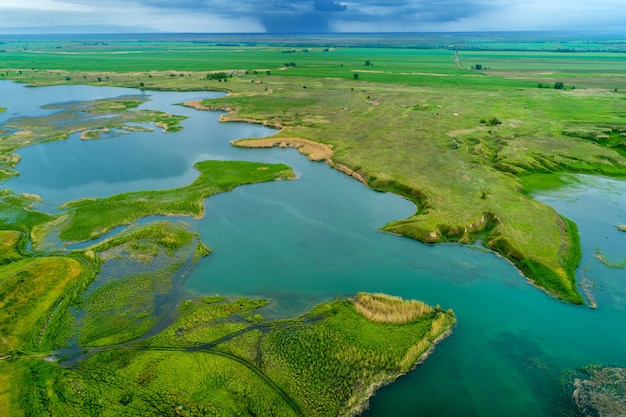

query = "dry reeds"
[
  {"left": 233, "top": 137, "right": 333, "bottom": 161},
  {"left": 354, "top": 293, "right": 433, "bottom": 324}
]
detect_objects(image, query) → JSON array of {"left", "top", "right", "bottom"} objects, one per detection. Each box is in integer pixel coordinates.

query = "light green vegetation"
[
  {"left": 1, "top": 32, "right": 625, "bottom": 415},
  {"left": 32, "top": 160, "right": 295, "bottom": 244},
  {"left": 571, "top": 366, "right": 626, "bottom": 417},
  {"left": 5, "top": 293, "right": 453, "bottom": 417},
  {"left": 0, "top": 107, "right": 6, "bottom": 113},
  {"left": 212, "top": 76, "right": 624, "bottom": 303},
  {"left": 0, "top": 230, "right": 91, "bottom": 356},
  {"left": 258, "top": 295, "right": 455, "bottom": 416},
  {"left": 617, "top": 225, "right": 626, "bottom": 232},
  {"left": 0, "top": 190, "right": 52, "bottom": 232}
]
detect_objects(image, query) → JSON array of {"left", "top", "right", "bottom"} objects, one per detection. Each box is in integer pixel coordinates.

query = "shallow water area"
[{"left": 2, "top": 81, "right": 626, "bottom": 416}]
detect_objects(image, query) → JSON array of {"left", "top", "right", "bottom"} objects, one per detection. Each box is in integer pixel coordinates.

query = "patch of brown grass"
[
  {"left": 233, "top": 137, "right": 333, "bottom": 161},
  {"left": 354, "top": 293, "right": 433, "bottom": 324}
]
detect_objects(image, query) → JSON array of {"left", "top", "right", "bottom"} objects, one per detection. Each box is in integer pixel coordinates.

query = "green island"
[{"left": 1, "top": 32, "right": 626, "bottom": 415}]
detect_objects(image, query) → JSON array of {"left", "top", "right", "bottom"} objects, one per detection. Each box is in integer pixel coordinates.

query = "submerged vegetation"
[
  {"left": 0, "top": 96, "right": 185, "bottom": 181},
  {"left": 571, "top": 366, "right": 626, "bottom": 417}
]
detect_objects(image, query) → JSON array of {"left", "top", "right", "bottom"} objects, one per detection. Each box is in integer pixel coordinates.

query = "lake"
[{"left": 2, "top": 80, "right": 625, "bottom": 416}]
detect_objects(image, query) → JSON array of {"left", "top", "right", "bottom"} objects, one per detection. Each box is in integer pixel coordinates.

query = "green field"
[{"left": 1, "top": 33, "right": 626, "bottom": 415}]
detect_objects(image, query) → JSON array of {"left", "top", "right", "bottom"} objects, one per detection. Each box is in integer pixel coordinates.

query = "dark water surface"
[{"left": 2, "top": 80, "right": 625, "bottom": 416}]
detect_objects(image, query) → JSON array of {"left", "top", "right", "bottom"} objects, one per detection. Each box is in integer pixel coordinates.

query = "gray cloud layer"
[
  {"left": 135, "top": 0, "right": 486, "bottom": 32},
  {"left": 0, "top": 0, "right": 625, "bottom": 33}
]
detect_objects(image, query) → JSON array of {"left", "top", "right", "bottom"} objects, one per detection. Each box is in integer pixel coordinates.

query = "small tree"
[
  {"left": 353, "top": 73, "right": 359, "bottom": 80},
  {"left": 554, "top": 81, "right": 564, "bottom": 90},
  {"left": 365, "top": 60, "right": 371, "bottom": 66}
]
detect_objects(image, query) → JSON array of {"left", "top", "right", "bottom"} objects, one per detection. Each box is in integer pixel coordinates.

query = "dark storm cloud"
[
  {"left": 313, "top": 0, "right": 348, "bottom": 12},
  {"left": 115, "top": 0, "right": 488, "bottom": 32},
  {"left": 274, "top": 2, "right": 297, "bottom": 11}
]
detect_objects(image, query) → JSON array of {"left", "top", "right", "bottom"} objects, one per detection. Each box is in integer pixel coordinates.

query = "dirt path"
[{"left": 454, "top": 50, "right": 462, "bottom": 69}]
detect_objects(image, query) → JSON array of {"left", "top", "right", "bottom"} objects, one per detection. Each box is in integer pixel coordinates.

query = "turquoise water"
[{"left": 2, "top": 80, "right": 626, "bottom": 416}]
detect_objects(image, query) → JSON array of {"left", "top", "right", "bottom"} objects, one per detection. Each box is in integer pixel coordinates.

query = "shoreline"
[{"left": 343, "top": 326, "right": 455, "bottom": 417}]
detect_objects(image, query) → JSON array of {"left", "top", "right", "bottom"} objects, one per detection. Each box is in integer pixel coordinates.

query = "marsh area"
[{"left": 1, "top": 79, "right": 625, "bottom": 415}]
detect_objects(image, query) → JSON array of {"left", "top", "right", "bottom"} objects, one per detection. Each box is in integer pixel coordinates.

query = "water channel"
[{"left": 2, "top": 80, "right": 625, "bottom": 416}]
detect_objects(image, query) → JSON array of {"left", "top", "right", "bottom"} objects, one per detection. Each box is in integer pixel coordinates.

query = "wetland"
[{"left": 1, "top": 33, "right": 626, "bottom": 416}]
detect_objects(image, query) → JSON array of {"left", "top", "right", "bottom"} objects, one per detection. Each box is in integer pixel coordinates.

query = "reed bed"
[{"left": 354, "top": 293, "right": 433, "bottom": 324}]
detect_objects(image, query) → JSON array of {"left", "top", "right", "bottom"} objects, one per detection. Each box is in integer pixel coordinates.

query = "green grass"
[
  {"left": 0, "top": 239, "right": 86, "bottom": 354},
  {"left": 5, "top": 294, "right": 453, "bottom": 417},
  {"left": 2, "top": 33, "right": 626, "bottom": 415},
  {"left": 0, "top": 191, "right": 52, "bottom": 233},
  {"left": 207, "top": 72, "right": 624, "bottom": 303},
  {"left": 65, "top": 222, "right": 210, "bottom": 347}
]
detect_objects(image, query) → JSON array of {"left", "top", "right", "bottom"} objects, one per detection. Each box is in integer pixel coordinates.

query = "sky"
[{"left": 0, "top": 0, "right": 624, "bottom": 33}]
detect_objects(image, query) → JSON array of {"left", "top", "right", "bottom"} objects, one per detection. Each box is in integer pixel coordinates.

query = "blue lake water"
[{"left": 2, "top": 80, "right": 625, "bottom": 416}]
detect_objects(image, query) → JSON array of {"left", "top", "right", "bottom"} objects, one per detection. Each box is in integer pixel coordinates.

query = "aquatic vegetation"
[
  {"left": 572, "top": 366, "right": 626, "bottom": 417},
  {"left": 2, "top": 34, "right": 626, "bottom": 416},
  {"left": 593, "top": 249, "right": 626, "bottom": 269},
  {"left": 353, "top": 292, "right": 434, "bottom": 323},
  {"left": 0, "top": 191, "right": 52, "bottom": 233}
]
